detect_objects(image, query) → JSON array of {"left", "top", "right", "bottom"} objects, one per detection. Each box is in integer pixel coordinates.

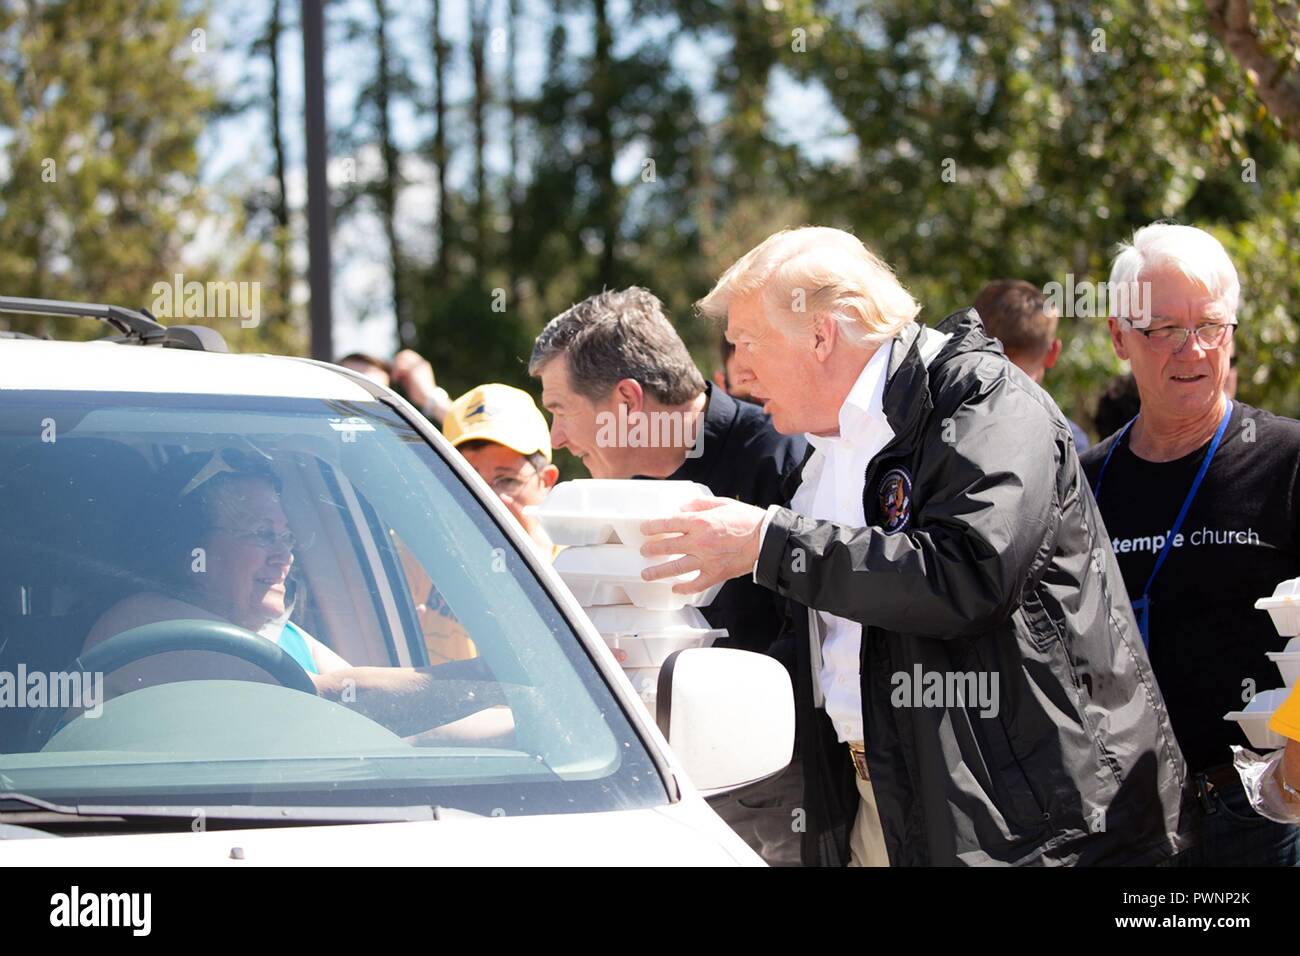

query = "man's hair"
[
  {"left": 696, "top": 226, "right": 921, "bottom": 348},
  {"left": 1094, "top": 372, "right": 1142, "bottom": 439},
  {"left": 337, "top": 352, "right": 393, "bottom": 377},
  {"left": 1108, "top": 222, "right": 1240, "bottom": 321},
  {"left": 974, "top": 279, "right": 1059, "bottom": 358},
  {"left": 457, "top": 438, "right": 549, "bottom": 474},
  {"left": 528, "top": 287, "right": 705, "bottom": 406}
]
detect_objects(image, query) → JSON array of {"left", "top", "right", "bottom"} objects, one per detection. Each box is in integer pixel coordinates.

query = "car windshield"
[{"left": 0, "top": 390, "right": 666, "bottom": 819}]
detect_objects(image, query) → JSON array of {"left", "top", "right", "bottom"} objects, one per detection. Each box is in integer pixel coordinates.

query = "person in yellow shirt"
[
  {"left": 1269, "top": 686, "right": 1300, "bottom": 810},
  {"left": 443, "top": 383, "right": 560, "bottom": 560}
]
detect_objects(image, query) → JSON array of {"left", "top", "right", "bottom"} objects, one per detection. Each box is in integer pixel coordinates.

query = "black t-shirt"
[
  {"left": 1080, "top": 401, "right": 1300, "bottom": 774},
  {"left": 665, "top": 384, "right": 807, "bottom": 655}
]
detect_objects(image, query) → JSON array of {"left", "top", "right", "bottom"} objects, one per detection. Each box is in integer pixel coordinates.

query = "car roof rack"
[{"left": 0, "top": 295, "right": 228, "bottom": 352}]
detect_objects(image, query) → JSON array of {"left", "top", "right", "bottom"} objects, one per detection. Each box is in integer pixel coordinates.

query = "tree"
[
  {"left": 430, "top": 0, "right": 453, "bottom": 283},
  {"left": 335, "top": 0, "right": 418, "bottom": 348},
  {"left": 240, "top": 0, "right": 297, "bottom": 334},
  {"left": 468, "top": 0, "right": 492, "bottom": 274},
  {"left": 766, "top": 0, "right": 1300, "bottom": 430},
  {"left": 1207, "top": 0, "right": 1300, "bottom": 143},
  {"left": 372, "top": 0, "right": 411, "bottom": 345},
  {"left": 0, "top": 0, "right": 291, "bottom": 351}
]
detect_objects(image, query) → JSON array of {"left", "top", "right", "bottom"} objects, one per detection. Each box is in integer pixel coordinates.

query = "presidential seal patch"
[{"left": 879, "top": 467, "right": 912, "bottom": 534}]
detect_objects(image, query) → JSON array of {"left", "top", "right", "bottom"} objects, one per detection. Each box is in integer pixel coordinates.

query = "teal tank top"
[{"left": 277, "top": 620, "right": 319, "bottom": 675}]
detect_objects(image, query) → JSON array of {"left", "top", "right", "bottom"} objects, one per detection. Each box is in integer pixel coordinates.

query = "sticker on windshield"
[{"left": 329, "top": 417, "right": 375, "bottom": 433}]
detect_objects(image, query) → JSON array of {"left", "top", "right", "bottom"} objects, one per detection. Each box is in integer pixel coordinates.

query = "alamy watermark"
[
  {"left": 151, "top": 272, "right": 261, "bottom": 328},
  {"left": 0, "top": 666, "right": 103, "bottom": 718},
  {"left": 890, "top": 664, "right": 1000, "bottom": 718},
  {"left": 595, "top": 407, "right": 703, "bottom": 458},
  {"left": 50, "top": 886, "right": 151, "bottom": 935},
  {"left": 1042, "top": 276, "right": 1152, "bottom": 325}
]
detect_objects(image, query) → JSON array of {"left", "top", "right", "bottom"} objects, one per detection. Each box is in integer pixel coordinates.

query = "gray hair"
[
  {"left": 528, "top": 287, "right": 705, "bottom": 405},
  {"left": 1108, "top": 222, "right": 1240, "bottom": 322}
]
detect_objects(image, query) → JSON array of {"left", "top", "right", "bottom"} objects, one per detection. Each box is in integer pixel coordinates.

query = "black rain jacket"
[{"left": 754, "top": 310, "right": 1191, "bottom": 866}]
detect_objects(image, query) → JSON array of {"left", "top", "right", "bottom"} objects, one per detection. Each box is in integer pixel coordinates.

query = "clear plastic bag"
[{"left": 1232, "top": 744, "right": 1300, "bottom": 824}]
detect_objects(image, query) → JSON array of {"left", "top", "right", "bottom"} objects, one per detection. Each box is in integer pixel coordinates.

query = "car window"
[{"left": 0, "top": 390, "right": 666, "bottom": 818}]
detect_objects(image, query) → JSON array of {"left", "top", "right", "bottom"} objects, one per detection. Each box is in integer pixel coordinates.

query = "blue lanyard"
[{"left": 1091, "top": 401, "right": 1233, "bottom": 647}]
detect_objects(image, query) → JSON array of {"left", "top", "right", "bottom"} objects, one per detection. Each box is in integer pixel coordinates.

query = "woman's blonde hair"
[{"left": 697, "top": 226, "right": 921, "bottom": 348}]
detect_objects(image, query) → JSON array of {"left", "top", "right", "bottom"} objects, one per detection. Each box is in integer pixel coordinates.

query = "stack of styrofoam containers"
[
  {"left": 1223, "top": 578, "right": 1300, "bottom": 749},
  {"left": 538, "top": 480, "right": 727, "bottom": 712}
]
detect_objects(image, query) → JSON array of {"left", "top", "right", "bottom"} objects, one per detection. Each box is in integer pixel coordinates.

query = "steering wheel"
[{"left": 24, "top": 618, "right": 319, "bottom": 750}]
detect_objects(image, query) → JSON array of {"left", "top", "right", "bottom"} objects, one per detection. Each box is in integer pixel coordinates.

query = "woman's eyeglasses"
[{"left": 214, "top": 526, "right": 312, "bottom": 552}]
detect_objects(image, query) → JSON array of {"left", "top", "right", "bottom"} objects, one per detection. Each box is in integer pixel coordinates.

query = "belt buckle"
[
  {"left": 848, "top": 743, "right": 870, "bottom": 782},
  {"left": 1193, "top": 773, "right": 1218, "bottom": 816}
]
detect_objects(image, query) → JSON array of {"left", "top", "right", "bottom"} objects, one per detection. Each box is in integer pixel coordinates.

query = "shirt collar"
[
  {"left": 667, "top": 382, "right": 734, "bottom": 483},
  {"left": 809, "top": 342, "right": 892, "bottom": 452}
]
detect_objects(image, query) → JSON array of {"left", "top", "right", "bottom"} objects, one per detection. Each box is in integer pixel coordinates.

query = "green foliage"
[
  {"left": 0, "top": 0, "right": 303, "bottom": 354},
  {"left": 1, "top": 0, "right": 1295, "bottom": 445}
]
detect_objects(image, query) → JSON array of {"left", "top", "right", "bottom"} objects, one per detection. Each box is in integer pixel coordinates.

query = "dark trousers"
[{"left": 1167, "top": 779, "right": 1300, "bottom": 867}]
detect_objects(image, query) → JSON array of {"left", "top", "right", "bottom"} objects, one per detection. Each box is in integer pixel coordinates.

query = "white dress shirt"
[
  {"left": 753, "top": 330, "right": 950, "bottom": 743},
  {"left": 791, "top": 344, "right": 894, "bottom": 742}
]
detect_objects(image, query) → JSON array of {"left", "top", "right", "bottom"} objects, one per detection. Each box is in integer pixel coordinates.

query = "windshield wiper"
[{"left": 0, "top": 792, "right": 471, "bottom": 824}]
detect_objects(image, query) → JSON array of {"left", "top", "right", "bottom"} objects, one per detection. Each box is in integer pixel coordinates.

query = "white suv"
[{"left": 0, "top": 297, "right": 793, "bottom": 865}]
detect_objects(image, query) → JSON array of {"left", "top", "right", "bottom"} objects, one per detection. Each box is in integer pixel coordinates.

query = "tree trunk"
[
  {"left": 1206, "top": 0, "right": 1300, "bottom": 145},
  {"left": 469, "top": 0, "right": 490, "bottom": 275},
  {"left": 432, "top": 0, "right": 451, "bottom": 283},
  {"left": 268, "top": 0, "right": 292, "bottom": 329},
  {"left": 373, "top": 0, "right": 406, "bottom": 344},
  {"left": 592, "top": 0, "right": 616, "bottom": 284},
  {"left": 506, "top": 0, "right": 520, "bottom": 299}
]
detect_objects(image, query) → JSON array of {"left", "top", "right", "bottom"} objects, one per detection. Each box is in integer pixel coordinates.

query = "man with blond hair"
[{"left": 638, "top": 226, "right": 1190, "bottom": 866}]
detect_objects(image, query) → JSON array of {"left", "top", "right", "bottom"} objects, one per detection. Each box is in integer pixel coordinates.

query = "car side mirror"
[{"left": 656, "top": 648, "right": 794, "bottom": 796}]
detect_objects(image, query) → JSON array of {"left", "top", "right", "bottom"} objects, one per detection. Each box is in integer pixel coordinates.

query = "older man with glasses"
[{"left": 1080, "top": 222, "right": 1300, "bottom": 867}]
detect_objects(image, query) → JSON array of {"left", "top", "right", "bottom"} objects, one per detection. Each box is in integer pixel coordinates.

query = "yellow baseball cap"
[{"left": 443, "top": 383, "right": 552, "bottom": 462}]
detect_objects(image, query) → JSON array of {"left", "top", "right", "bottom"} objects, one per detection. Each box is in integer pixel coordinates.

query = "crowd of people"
[{"left": 351, "top": 221, "right": 1300, "bottom": 867}]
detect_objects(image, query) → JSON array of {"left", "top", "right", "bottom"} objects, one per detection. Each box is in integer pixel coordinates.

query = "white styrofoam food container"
[
  {"left": 584, "top": 604, "right": 712, "bottom": 635},
  {"left": 602, "top": 630, "right": 723, "bottom": 668},
  {"left": 1268, "top": 650, "right": 1300, "bottom": 688},
  {"left": 1255, "top": 578, "right": 1300, "bottom": 637},
  {"left": 586, "top": 606, "right": 725, "bottom": 667},
  {"left": 555, "top": 544, "right": 723, "bottom": 611},
  {"left": 1224, "top": 687, "right": 1293, "bottom": 750},
  {"left": 535, "top": 479, "right": 714, "bottom": 546}
]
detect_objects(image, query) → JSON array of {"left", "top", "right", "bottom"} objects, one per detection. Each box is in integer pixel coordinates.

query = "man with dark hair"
[
  {"left": 529, "top": 287, "right": 716, "bottom": 478},
  {"left": 529, "top": 286, "right": 806, "bottom": 656},
  {"left": 337, "top": 352, "right": 393, "bottom": 386},
  {"left": 337, "top": 350, "right": 452, "bottom": 426},
  {"left": 1094, "top": 372, "right": 1142, "bottom": 438},
  {"left": 530, "top": 286, "right": 807, "bottom": 865},
  {"left": 714, "top": 329, "right": 757, "bottom": 403},
  {"left": 974, "top": 279, "right": 1090, "bottom": 452}
]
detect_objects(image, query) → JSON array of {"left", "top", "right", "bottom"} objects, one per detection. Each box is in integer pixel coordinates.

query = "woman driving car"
[
  {"left": 85, "top": 448, "right": 348, "bottom": 676},
  {"left": 82, "top": 448, "right": 512, "bottom": 740}
]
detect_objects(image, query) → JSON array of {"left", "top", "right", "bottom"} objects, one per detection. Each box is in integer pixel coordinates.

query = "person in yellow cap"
[{"left": 444, "top": 384, "right": 560, "bottom": 558}]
